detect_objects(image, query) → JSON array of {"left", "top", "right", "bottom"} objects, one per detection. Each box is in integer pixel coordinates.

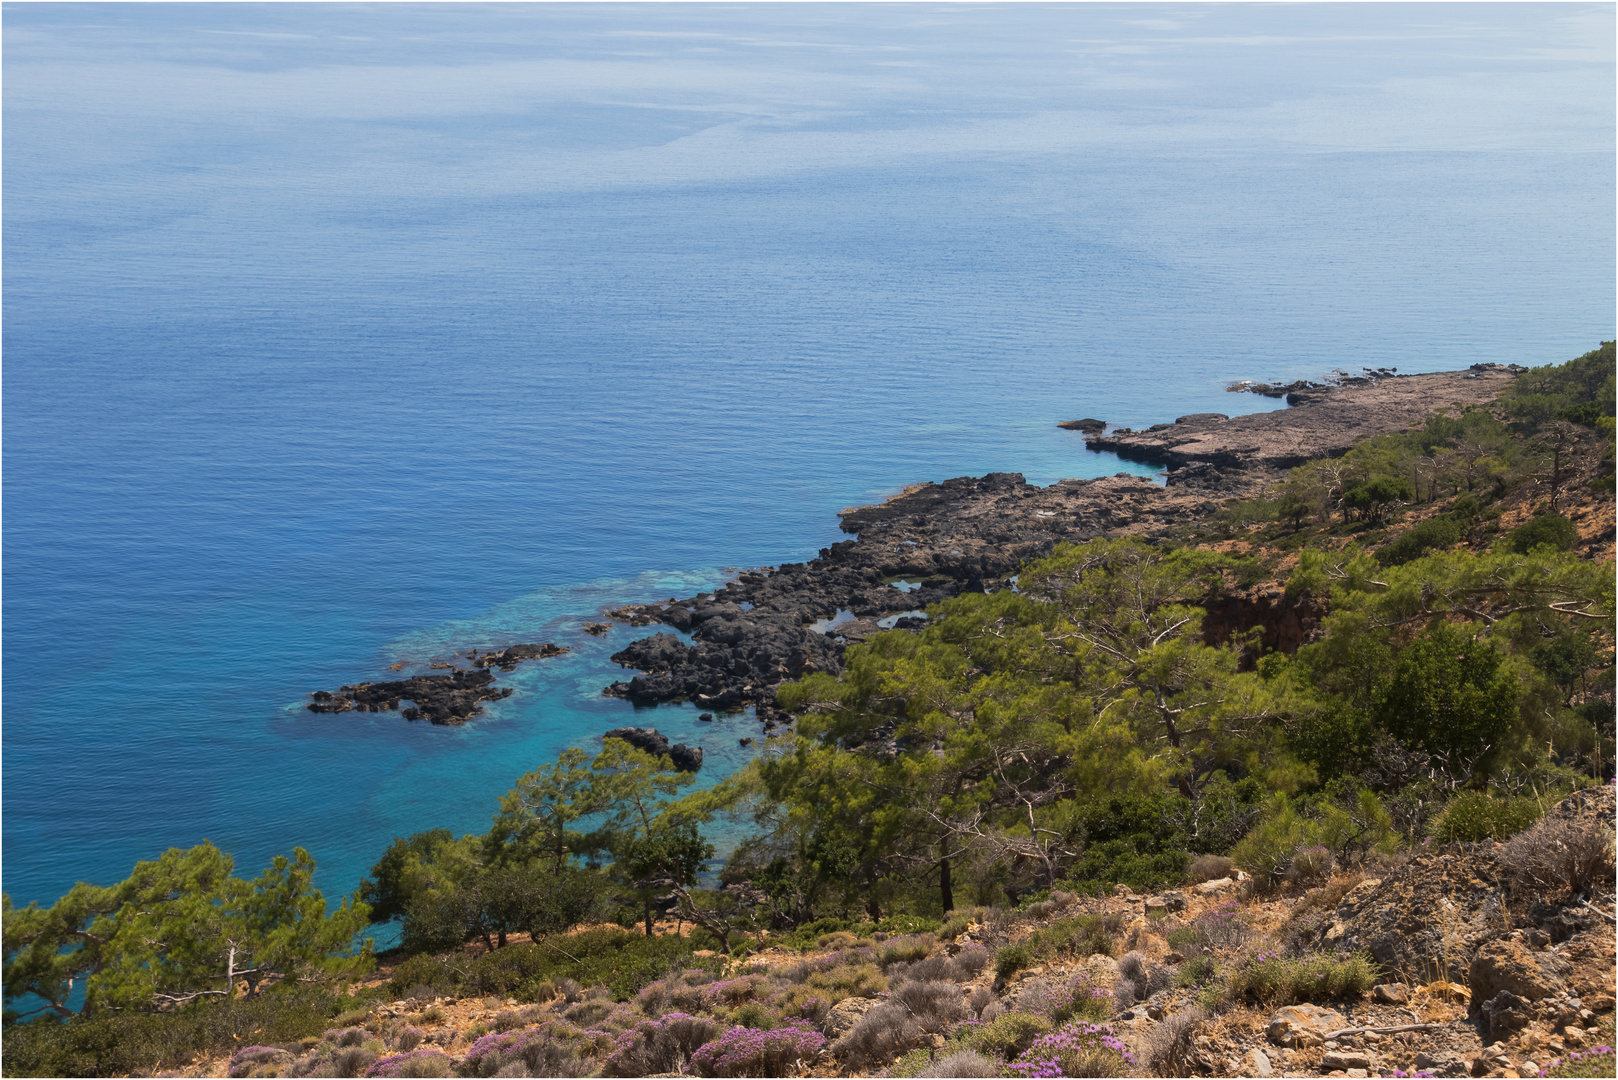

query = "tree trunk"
[
  {"left": 939, "top": 846, "right": 955, "bottom": 913},
  {"left": 644, "top": 896, "right": 654, "bottom": 937}
]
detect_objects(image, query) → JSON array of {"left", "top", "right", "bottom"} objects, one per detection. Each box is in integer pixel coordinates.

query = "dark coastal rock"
[
  {"left": 604, "top": 726, "right": 703, "bottom": 771},
  {"left": 469, "top": 642, "right": 569, "bottom": 670},
  {"left": 599, "top": 367, "right": 1523, "bottom": 722},
  {"left": 1057, "top": 418, "right": 1105, "bottom": 433},
  {"left": 307, "top": 643, "right": 567, "bottom": 724},
  {"left": 308, "top": 667, "right": 509, "bottom": 725}
]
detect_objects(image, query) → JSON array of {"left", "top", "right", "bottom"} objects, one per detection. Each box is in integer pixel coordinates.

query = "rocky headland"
[{"left": 598, "top": 366, "right": 1523, "bottom": 723}]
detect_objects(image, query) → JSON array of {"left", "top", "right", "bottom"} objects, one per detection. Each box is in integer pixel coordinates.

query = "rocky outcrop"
[
  {"left": 600, "top": 367, "right": 1530, "bottom": 722},
  {"left": 1057, "top": 418, "right": 1106, "bottom": 433},
  {"left": 468, "top": 642, "right": 568, "bottom": 670},
  {"left": 1090, "top": 366, "right": 1519, "bottom": 481},
  {"left": 1320, "top": 846, "right": 1507, "bottom": 984},
  {"left": 603, "top": 726, "right": 704, "bottom": 772},
  {"left": 307, "top": 644, "right": 568, "bottom": 724},
  {"left": 309, "top": 668, "right": 511, "bottom": 725}
]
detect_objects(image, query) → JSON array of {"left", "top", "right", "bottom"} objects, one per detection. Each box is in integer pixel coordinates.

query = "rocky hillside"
[{"left": 180, "top": 787, "right": 1613, "bottom": 1080}]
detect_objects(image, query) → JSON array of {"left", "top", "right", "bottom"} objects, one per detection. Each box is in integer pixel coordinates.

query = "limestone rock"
[
  {"left": 1266, "top": 1003, "right": 1346, "bottom": 1047},
  {"left": 823, "top": 995, "right": 878, "bottom": 1039},
  {"left": 1372, "top": 982, "right": 1411, "bottom": 1004},
  {"left": 1323, "top": 1050, "right": 1372, "bottom": 1069}
]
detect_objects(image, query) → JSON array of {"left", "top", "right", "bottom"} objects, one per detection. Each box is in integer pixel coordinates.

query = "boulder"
[
  {"left": 603, "top": 727, "right": 704, "bottom": 772},
  {"left": 823, "top": 995, "right": 879, "bottom": 1039},
  {"left": 1371, "top": 982, "right": 1411, "bottom": 1004},
  {"left": 1266, "top": 1003, "right": 1346, "bottom": 1047},
  {"left": 1322, "top": 1050, "right": 1372, "bottom": 1069}
]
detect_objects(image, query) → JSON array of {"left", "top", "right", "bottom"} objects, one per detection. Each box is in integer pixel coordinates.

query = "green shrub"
[
  {"left": 960, "top": 1012, "right": 1051, "bottom": 1059},
  {"left": 387, "top": 953, "right": 457, "bottom": 998},
  {"left": 387, "top": 928, "right": 722, "bottom": 1005},
  {"left": 0, "top": 988, "right": 340, "bottom": 1078},
  {"left": 994, "top": 944, "right": 1032, "bottom": 980},
  {"left": 1028, "top": 914, "right": 1122, "bottom": 962},
  {"left": 1505, "top": 513, "right": 1579, "bottom": 554},
  {"left": 1175, "top": 955, "right": 1218, "bottom": 988},
  {"left": 876, "top": 914, "right": 940, "bottom": 936},
  {"left": 1229, "top": 950, "right": 1377, "bottom": 1004},
  {"left": 1432, "top": 791, "right": 1543, "bottom": 843},
  {"left": 877, "top": 935, "right": 935, "bottom": 969},
  {"left": 1377, "top": 516, "right": 1462, "bottom": 567}
]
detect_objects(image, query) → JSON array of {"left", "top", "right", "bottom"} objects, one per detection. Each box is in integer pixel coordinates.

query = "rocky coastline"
[
  {"left": 598, "top": 365, "right": 1524, "bottom": 727},
  {"left": 302, "top": 365, "right": 1523, "bottom": 738}
]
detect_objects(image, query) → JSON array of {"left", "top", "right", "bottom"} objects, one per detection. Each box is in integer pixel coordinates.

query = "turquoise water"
[{"left": 4, "top": 3, "right": 1614, "bottom": 912}]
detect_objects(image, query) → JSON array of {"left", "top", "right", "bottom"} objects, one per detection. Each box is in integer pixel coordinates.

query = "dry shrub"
[
  {"left": 968, "top": 986, "right": 993, "bottom": 1016},
  {"left": 1501, "top": 815, "right": 1616, "bottom": 898},
  {"left": 891, "top": 980, "right": 969, "bottom": 1032},
  {"left": 1285, "top": 845, "right": 1336, "bottom": 888},
  {"left": 952, "top": 943, "right": 990, "bottom": 979},
  {"left": 1186, "top": 855, "right": 1235, "bottom": 884},
  {"left": 489, "top": 1009, "right": 526, "bottom": 1033},
  {"left": 1293, "top": 871, "right": 1366, "bottom": 919},
  {"left": 600, "top": 1015, "right": 721, "bottom": 1078},
  {"left": 836, "top": 1003, "right": 924, "bottom": 1068},
  {"left": 1144, "top": 1004, "right": 1206, "bottom": 1077},
  {"left": 562, "top": 999, "right": 615, "bottom": 1027},
  {"left": 917, "top": 1050, "right": 1001, "bottom": 1077},
  {"left": 1113, "top": 949, "right": 1170, "bottom": 1009},
  {"left": 1112, "top": 976, "right": 1139, "bottom": 1012},
  {"left": 878, "top": 935, "right": 937, "bottom": 969},
  {"left": 1026, "top": 899, "right": 1058, "bottom": 920},
  {"left": 328, "top": 1046, "right": 378, "bottom": 1077}
]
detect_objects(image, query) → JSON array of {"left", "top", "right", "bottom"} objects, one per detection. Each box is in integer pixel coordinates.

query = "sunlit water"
[{"left": 4, "top": 4, "right": 1612, "bottom": 913}]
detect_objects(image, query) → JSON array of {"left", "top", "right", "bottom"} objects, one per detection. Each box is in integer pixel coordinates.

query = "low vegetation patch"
[{"left": 1228, "top": 948, "right": 1377, "bottom": 1004}]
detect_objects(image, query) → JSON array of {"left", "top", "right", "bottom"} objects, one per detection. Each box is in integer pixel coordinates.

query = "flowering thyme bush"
[
  {"left": 364, "top": 1048, "right": 454, "bottom": 1078},
  {"left": 600, "top": 1013, "right": 721, "bottom": 1077},
  {"left": 1169, "top": 899, "right": 1250, "bottom": 953},
  {"left": 1006, "top": 1020, "right": 1136, "bottom": 1078},
  {"left": 227, "top": 1045, "right": 291, "bottom": 1077},
  {"left": 689, "top": 1021, "right": 827, "bottom": 1077},
  {"left": 1543, "top": 1044, "right": 1617, "bottom": 1079},
  {"left": 1017, "top": 974, "right": 1113, "bottom": 1024},
  {"left": 460, "top": 1021, "right": 587, "bottom": 1078}
]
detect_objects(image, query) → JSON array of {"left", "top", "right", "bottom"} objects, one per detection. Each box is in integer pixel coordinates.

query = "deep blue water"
[{"left": 4, "top": 3, "right": 1614, "bottom": 914}]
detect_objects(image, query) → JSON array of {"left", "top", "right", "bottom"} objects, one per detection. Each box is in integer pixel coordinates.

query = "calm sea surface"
[{"left": 4, "top": 4, "right": 1613, "bottom": 911}]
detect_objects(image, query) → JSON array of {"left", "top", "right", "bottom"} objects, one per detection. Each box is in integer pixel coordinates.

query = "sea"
[{"left": 4, "top": 3, "right": 1614, "bottom": 920}]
